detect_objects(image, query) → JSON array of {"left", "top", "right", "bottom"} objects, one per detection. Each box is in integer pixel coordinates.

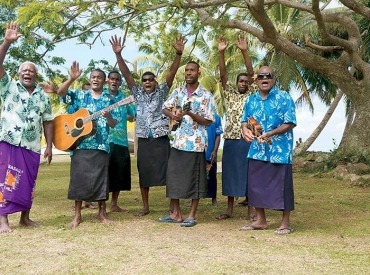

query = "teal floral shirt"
[
  {"left": 163, "top": 84, "right": 215, "bottom": 152},
  {"left": 61, "top": 89, "right": 119, "bottom": 153},
  {"left": 241, "top": 87, "right": 296, "bottom": 164},
  {"left": 0, "top": 72, "right": 53, "bottom": 153},
  {"left": 107, "top": 90, "right": 136, "bottom": 147}
]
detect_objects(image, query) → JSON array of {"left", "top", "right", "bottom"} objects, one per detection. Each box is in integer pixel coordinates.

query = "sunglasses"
[
  {"left": 256, "top": 73, "right": 273, "bottom": 80},
  {"left": 141, "top": 77, "right": 155, "bottom": 83}
]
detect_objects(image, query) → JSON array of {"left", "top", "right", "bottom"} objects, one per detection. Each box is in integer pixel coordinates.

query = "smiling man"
[
  {"left": 241, "top": 66, "right": 297, "bottom": 235},
  {"left": 106, "top": 70, "right": 136, "bottom": 212},
  {"left": 0, "top": 22, "right": 53, "bottom": 233},
  {"left": 56, "top": 62, "right": 119, "bottom": 228}
]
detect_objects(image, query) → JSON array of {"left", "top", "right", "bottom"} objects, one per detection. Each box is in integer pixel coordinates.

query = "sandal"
[
  {"left": 274, "top": 227, "right": 294, "bottom": 235},
  {"left": 180, "top": 218, "right": 197, "bottom": 227}
]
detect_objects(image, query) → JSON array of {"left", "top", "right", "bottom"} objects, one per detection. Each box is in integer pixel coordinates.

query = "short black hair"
[
  {"left": 187, "top": 61, "right": 200, "bottom": 70},
  {"left": 142, "top": 71, "right": 156, "bottom": 78},
  {"left": 91, "top": 68, "right": 106, "bottom": 80},
  {"left": 236, "top": 73, "right": 249, "bottom": 83},
  {"left": 108, "top": 70, "right": 122, "bottom": 81}
]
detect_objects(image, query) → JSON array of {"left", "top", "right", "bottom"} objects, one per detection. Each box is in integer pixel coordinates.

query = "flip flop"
[
  {"left": 158, "top": 215, "right": 183, "bottom": 223},
  {"left": 239, "top": 224, "right": 268, "bottom": 231},
  {"left": 274, "top": 227, "right": 294, "bottom": 235},
  {"left": 180, "top": 218, "right": 197, "bottom": 227},
  {"left": 216, "top": 213, "right": 231, "bottom": 220}
]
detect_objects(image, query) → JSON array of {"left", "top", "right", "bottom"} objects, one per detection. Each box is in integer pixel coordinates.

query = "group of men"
[{"left": 0, "top": 21, "right": 297, "bottom": 234}]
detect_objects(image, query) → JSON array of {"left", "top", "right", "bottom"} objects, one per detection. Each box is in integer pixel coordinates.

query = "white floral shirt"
[
  {"left": 0, "top": 72, "right": 53, "bottom": 153},
  {"left": 163, "top": 84, "right": 215, "bottom": 152}
]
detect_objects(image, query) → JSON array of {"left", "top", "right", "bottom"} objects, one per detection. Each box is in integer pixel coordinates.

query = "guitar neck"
[{"left": 82, "top": 96, "right": 134, "bottom": 124}]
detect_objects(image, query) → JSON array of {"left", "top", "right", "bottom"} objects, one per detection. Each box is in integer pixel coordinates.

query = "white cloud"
[
  {"left": 292, "top": 91, "right": 346, "bottom": 152},
  {"left": 51, "top": 30, "right": 139, "bottom": 71}
]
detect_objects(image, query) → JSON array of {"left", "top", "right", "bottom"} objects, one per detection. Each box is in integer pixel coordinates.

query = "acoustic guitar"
[
  {"left": 169, "top": 101, "right": 191, "bottom": 131},
  {"left": 53, "top": 95, "right": 135, "bottom": 151},
  {"left": 246, "top": 117, "right": 272, "bottom": 145}
]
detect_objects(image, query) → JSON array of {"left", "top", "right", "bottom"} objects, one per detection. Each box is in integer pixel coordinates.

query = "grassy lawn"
[{"left": 1, "top": 154, "right": 369, "bottom": 274}]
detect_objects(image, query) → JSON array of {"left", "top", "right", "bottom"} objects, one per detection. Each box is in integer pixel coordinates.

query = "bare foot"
[
  {"left": 247, "top": 206, "right": 256, "bottom": 221},
  {"left": 84, "top": 202, "right": 97, "bottom": 209},
  {"left": 135, "top": 209, "right": 149, "bottom": 217},
  {"left": 237, "top": 199, "right": 248, "bottom": 207},
  {"left": 100, "top": 216, "right": 113, "bottom": 224},
  {"left": 212, "top": 198, "right": 218, "bottom": 207},
  {"left": 70, "top": 216, "right": 82, "bottom": 229},
  {"left": 19, "top": 218, "right": 41, "bottom": 227},
  {"left": 99, "top": 212, "right": 113, "bottom": 224},
  {"left": 240, "top": 221, "right": 268, "bottom": 231},
  {"left": 248, "top": 215, "right": 257, "bottom": 222},
  {"left": 0, "top": 216, "right": 12, "bottom": 233},
  {"left": 110, "top": 205, "right": 128, "bottom": 213}
]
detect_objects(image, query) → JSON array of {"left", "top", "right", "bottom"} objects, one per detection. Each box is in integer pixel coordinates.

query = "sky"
[{"left": 48, "top": 1, "right": 346, "bottom": 153}]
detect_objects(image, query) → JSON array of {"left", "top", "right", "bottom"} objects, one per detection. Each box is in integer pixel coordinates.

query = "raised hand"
[
  {"left": 4, "top": 21, "right": 22, "bottom": 43},
  {"left": 173, "top": 36, "right": 186, "bottom": 53},
  {"left": 109, "top": 35, "right": 124, "bottom": 54},
  {"left": 39, "top": 82, "right": 55, "bottom": 94},
  {"left": 218, "top": 37, "right": 228, "bottom": 52},
  {"left": 236, "top": 34, "right": 248, "bottom": 51},
  {"left": 69, "top": 61, "right": 82, "bottom": 81}
]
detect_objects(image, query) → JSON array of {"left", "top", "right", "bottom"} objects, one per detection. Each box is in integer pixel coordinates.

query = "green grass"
[{"left": 1, "top": 155, "right": 369, "bottom": 274}]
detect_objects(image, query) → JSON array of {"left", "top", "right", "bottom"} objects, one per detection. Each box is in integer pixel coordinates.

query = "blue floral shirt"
[
  {"left": 163, "top": 84, "right": 216, "bottom": 152},
  {"left": 131, "top": 82, "right": 170, "bottom": 138},
  {"left": 206, "top": 114, "right": 223, "bottom": 161},
  {"left": 241, "top": 87, "right": 296, "bottom": 164},
  {"left": 107, "top": 90, "right": 136, "bottom": 147},
  {"left": 0, "top": 72, "right": 53, "bottom": 153},
  {"left": 61, "top": 89, "right": 119, "bottom": 153}
]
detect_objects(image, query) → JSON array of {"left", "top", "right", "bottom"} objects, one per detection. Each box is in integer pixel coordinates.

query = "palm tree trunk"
[
  {"left": 338, "top": 103, "right": 355, "bottom": 148},
  {"left": 294, "top": 89, "right": 344, "bottom": 155}
]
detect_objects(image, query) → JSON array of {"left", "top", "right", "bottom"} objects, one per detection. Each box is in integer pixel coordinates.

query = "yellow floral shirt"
[{"left": 222, "top": 84, "right": 249, "bottom": 139}]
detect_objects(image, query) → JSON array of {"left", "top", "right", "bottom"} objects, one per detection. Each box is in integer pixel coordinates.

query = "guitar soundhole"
[{"left": 75, "top": 119, "right": 83, "bottom": 129}]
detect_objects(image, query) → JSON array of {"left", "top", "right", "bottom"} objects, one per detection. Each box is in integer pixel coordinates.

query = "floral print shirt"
[
  {"left": 131, "top": 82, "right": 170, "bottom": 138},
  {"left": 61, "top": 89, "right": 119, "bottom": 153},
  {"left": 107, "top": 90, "right": 136, "bottom": 147},
  {"left": 163, "top": 84, "right": 216, "bottom": 152},
  {"left": 205, "top": 114, "right": 223, "bottom": 161},
  {"left": 222, "top": 84, "right": 249, "bottom": 139},
  {"left": 0, "top": 72, "right": 53, "bottom": 153},
  {"left": 241, "top": 87, "right": 296, "bottom": 164}
]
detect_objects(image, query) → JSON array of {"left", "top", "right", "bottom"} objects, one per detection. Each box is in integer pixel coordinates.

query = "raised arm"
[
  {"left": 0, "top": 21, "right": 22, "bottom": 77},
  {"left": 218, "top": 37, "right": 228, "bottom": 90},
  {"left": 56, "top": 61, "right": 82, "bottom": 97},
  {"left": 110, "top": 35, "right": 135, "bottom": 89},
  {"left": 236, "top": 34, "right": 254, "bottom": 83},
  {"left": 165, "top": 36, "right": 185, "bottom": 88}
]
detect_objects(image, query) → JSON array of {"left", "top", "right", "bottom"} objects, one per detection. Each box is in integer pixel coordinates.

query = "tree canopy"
[{"left": 1, "top": 0, "right": 370, "bottom": 161}]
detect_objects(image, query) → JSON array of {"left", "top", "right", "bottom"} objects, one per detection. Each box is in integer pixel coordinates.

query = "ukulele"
[
  {"left": 246, "top": 117, "right": 272, "bottom": 145},
  {"left": 53, "top": 95, "right": 135, "bottom": 151},
  {"left": 169, "top": 101, "right": 191, "bottom": 131}
]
